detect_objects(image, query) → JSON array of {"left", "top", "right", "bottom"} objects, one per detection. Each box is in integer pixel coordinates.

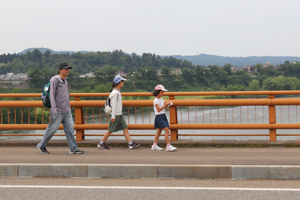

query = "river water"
[{"left": 1, "top": 105, "right": 300, "bottom": 141}]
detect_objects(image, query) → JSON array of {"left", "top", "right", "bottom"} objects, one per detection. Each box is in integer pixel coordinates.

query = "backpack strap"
[
  {"left": 53, "top": 77, "right": 60, "bottom": 102},
  {"left": 113, "top": 92, "right": 119, "bottom": 101},
  {"left": 56, "top": 78, "right": 60, "bottom": 90},
  {"left": 109, "top": 90, "right": 119, "bottom": 100}
]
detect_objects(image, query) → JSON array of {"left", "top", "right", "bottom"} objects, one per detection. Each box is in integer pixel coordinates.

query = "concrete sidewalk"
[{"left": 1, "top": 140, "right": 300, "bottom": 179}]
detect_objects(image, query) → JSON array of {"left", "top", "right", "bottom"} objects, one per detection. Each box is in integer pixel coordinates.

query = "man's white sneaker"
[
  {"left": 166, "top": 145, "right": 177, "bottom": 152},
  {"left": 151, "top": 145, "right": 163, "bottom": 151}
]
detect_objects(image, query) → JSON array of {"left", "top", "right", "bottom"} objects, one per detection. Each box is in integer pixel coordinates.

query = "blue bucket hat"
[{"left": 113, "top": 75, "right": 127, "bottom": 84}]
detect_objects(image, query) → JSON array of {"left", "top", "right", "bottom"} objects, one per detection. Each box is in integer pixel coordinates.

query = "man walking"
[{"left": 37, "top": 62, "right": 84, "bottom": 154}]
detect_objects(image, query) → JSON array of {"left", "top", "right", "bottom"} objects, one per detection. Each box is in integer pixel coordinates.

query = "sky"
[{"left": 1, "top": 0, "right": 299, "bottom": 57}]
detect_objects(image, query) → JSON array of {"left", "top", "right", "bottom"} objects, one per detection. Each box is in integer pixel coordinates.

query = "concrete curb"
[
  {"left": 2, "top": 140, "right": 300, "bottom": 147},
  {"left": 2, "top": 164, "right": 300, "bottom": 179}
]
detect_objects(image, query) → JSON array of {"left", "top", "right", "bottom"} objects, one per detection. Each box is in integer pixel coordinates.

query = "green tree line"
[
  {"left": 1, "top": 49, "right": 300, "bottom": 93},
  {"left": 1, "top": 49, "right": 300, "bottom": 124}
]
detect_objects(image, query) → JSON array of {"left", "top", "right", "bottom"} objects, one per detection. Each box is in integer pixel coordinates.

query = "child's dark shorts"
[{"left": 154, "top": 114, "right": 169, "bottom": 129}]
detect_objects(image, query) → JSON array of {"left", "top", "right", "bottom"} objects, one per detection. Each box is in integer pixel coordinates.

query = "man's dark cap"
[{"left": 58, "top": 62, "right": 72, "bottom": 70}]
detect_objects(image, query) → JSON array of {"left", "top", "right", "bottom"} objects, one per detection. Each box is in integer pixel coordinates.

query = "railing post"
[
  {"left": 169, "top": 95, "right": 178, "bottom": 141},
  {"left": 268, "top": 94, "right": 276, "bottom": 141},
  {"left": 74, "top": 97, "right": 85, "bottom": 141}
]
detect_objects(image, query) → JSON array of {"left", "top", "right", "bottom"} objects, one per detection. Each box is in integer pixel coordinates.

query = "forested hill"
[
  {"left": 18, "top": 48, "right": 92, "bottom": 55},
  {"left": 18, "top": 48, "right": 300, "bottom": 67},
  {"left": 1, "top": 48, "right": 300, "bottom": 94},
  {"left": 171, "top": 54, "right": 300, "bottom": 67}
]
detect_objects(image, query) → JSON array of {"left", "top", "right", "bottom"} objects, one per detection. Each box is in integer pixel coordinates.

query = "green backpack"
[{"left": 42, "top": 78, "right": 60, "bottom": 108}]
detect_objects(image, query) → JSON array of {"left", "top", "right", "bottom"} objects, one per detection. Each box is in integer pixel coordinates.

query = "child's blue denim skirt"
[{"left": 154, "top": 114, "right": 169, "bottom": 129}]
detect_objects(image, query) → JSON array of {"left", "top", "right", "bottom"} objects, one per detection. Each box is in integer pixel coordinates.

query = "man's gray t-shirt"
[{"left": 50, "top": 75, "right": 70, "bottom": 115}]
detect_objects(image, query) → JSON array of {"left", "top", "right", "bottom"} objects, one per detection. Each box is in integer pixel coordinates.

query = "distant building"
[
  {"left": 0, "top": 73, "right": 29, "bottom": 81},
  {"left": 16, "top": 73, "right": 28, "bottom": 80},
  {"left": 240, "top": 65, "right": 255, "bottom": 72},
  {"left": 80, "top": 72, "right": 95, "bottom": 78},
  {"left": 116, "top": 71, "right": 127, "bottom": 76},
  {"left": 170, "top": 69, "right": 182, "bottom": 75},
  {"left": 85, "top": 72, "right": 95, "bottom": 78},
  {"left": 230, "top": 66, "right": 236, "bottom": 73},
  {"left": 157, "top": 69, "right": 162, "bottom": 76},
  {"left": 263, "top": 61, "right": 273, "bottom": 69}
]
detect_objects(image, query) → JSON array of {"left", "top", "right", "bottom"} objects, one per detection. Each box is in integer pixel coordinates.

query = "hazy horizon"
[{"left": 1, "top": 0, "right": 299, "bottom": 57}]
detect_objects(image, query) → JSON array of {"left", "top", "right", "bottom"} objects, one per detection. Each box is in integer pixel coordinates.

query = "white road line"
[{"left": 0, "top": 185, "right": 300, "bottom": 191}]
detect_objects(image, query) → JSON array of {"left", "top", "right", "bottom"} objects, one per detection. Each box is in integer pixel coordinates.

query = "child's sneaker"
[
  {"left": 151, "top": 145, "right": 163, "bottom": 151},
  {"left": 129, "top": 142, "right": 141, "bottom": 149},
  {"left": 166, "top": 145, "right": 177, "bottom": 152},
  {"left": 97, "top": 142, "right": 110, "bottom": 150}
]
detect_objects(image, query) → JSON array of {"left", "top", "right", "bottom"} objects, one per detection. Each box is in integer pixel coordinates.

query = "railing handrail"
[
  {"left": 0, "top": 98, "right": 300, "bottom": 107},
  {"left": 1, "top": 90, "right": 300, "bottom": 98}
]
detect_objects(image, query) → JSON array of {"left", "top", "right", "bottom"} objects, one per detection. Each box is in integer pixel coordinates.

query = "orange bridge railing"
[{"left": 1, "top": 91, "right": 300, "bottom": 141}]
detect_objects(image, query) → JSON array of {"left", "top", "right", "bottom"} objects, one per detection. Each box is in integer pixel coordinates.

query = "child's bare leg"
[
  {"left": 123, "top": 129, "right": 131, "bottom": 142},
  {"left": 102, "top": 131, "right": 112, "bottom": 142},
  {"left": 154, "top": 128, "right": 162, "bottom": 144},
  {"left": 163, "top": 127, "right": 170, "bottom": 144}
]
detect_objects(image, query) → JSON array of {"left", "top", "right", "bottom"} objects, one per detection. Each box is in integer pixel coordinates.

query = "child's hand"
[
  {"left": 111, "top": 118, "right": 115, "bottom": 123},
  {"left": 165, "top": 101, "right": 171, "bottom": 105},
  {"left": 165, "top": 101, "right": 172, "bottom": 108}
]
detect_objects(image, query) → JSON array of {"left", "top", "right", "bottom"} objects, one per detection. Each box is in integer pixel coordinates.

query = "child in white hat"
[{"left": 151, "top": 84, "right": 177, "bottom": 152}]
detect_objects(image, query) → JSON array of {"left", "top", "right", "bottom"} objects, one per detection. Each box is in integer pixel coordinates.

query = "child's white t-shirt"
[
  {"left": 153, "top": 97, "right": 165, "bottom": 115},
  {"left": 109, "top": 89, "right": 122, "bottom": 119}
]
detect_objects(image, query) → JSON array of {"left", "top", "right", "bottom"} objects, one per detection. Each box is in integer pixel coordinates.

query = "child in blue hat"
[{"left": 98, "top": 75, "right": 141, "bottom": 150}]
